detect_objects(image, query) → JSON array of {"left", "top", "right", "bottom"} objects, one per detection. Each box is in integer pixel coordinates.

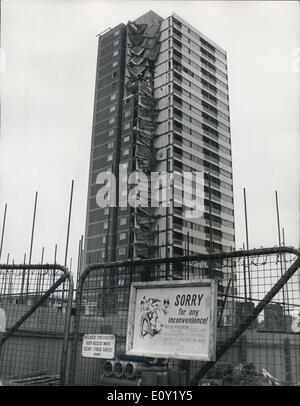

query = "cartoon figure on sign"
[{"left": 139, "top": 297, "right": 170, "bottom": 338}]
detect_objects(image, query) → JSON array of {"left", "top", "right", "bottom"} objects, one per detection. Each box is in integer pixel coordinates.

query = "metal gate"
[
  {"left": 0, "top": 264, "right": 73, "bottom": 386},
  {"left": 69, "top": 247, "right": 300, "bottom": 386}
]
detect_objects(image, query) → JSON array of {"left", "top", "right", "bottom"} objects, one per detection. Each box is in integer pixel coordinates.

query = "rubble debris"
[{"left": 200, "top": 363, "right": 281, "bottom": 386}]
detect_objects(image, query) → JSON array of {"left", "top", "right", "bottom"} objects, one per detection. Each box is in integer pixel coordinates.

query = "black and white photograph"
[{"left": 0, "top": 0, "right": 299, "bottom": 390}]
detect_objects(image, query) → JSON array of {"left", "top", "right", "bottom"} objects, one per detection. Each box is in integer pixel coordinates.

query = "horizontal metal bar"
[
  {"left": 0, "top": 264, "right": 68, "bottom": 272},
  {"left": 3, "top": 329, "right": 65, "bottom": 339},
  {"left": 81, "top": 246, "right": 299, "bottom": 280}
]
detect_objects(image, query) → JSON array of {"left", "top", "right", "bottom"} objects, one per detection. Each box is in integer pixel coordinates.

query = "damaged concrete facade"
[
  {"left": 84, "top": 11, "right": 235, "bottom": 280},
  {"left": 124, "top": 14, "right": 163, "bottom": 260}
]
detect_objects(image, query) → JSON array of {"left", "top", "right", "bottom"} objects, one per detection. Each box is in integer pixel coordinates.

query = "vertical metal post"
[
  {"left": 0, "top": 270, "right": 3, "bottom": 295},
  {"left": 63, "top": 180, "right": 74, "bottom": 304},
  {"left": 26, "top": 191, "right": 38, "bottom": 297},
  {"left": 243, "top": 188, "right": 252, "bottom": 300},
  {"left": 8, "top": 259, "right": 14, "bottom": 295},
  {"left": 51, "top": 244, "right": 58, "bottom": 306},
  {"left": 184, "top": 234, "right": 187, "bottom": 278},
  {"left": 281, "top": 227, "right": 290, "bottom": 315},
  {"left": 59, "top": 271, "right": 74, "bottom": 386},
  {"left": 69, "top": 270, "right": 85, "bottom": 385},
  {"left": 28, "top": 191, "right": 38, "bottom": 265},
  {"left": 187, "top": 231, "right": 190, "bottom": 279},
  {"left": 21, "top": 253, "right": 26, "bottom": 297},
  {"left": 1, "top": 246, "right": 11, "bottom": 294},
  {"left": 76, "top": 235, "right": 83, "bottom": 287},
  {"left": 242, "top": 243, "right": 247, "bottom": 303},
  {"left": 230, "top": 245, "right": 235, "bottom": 319},
  {"left": 79, "top": 235, "right": 83, "bottom": 284},
  {"left": 53, "top": 244, "right": 57, "bottom": 285},
  {"left": 39, "top": 246, "right": 45, "bottom": 294},
  {"left": 36, "top": 246, "right": 44, "bottom": 294},
  {"left": 275, "top": 191, "right": 286, "bottom": 326},
  {"left": 3, "top": 253, "right": 9, "bottom": 294},
  {"left": 64, "top": 180, "right": 74, "bottom": 267},
  {"left": 0, "top": 203, "right": 7, "bottom": 261},
  {"left": 77, "top": 238, "right": 82, "bottom": 278},
  {"left": 243, "top": 188, "right": 249, "bottom": 250}
]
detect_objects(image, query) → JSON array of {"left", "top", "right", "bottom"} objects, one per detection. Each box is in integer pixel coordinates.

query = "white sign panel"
[
  {"left": 126, "top": 280, "right": 217, "bottom": 361},
  {"left": 82, "top": 334, "right": 115, "bottom": 359},
  {"left": 0, "top": 308, "right": 6, "bottom": 332}
]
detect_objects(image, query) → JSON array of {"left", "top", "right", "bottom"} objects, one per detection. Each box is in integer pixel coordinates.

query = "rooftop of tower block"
[
  {"left": 96, "top": 10, "right": 226, "bottom": 55},
  {"left": 134, "top": 10, "right": 164, "bottom": 25}
]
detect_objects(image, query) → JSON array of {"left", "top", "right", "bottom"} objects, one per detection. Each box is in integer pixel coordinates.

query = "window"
[
  {"left": 119, "top": 247, "right": 125, "bottom": 255},
  {"left": 124, "top": 110, "right": 131, "bottom": 118},
  {"left": 113, "top": 50, "right": 119, "bottom": 57},
  {"left": 107, "top": 154, "right": 113, "bottom": 162},
  {"left": 112, "top": 72, "right": 117, "bottom": 78},
  {"left": 110, "top": 106, "right": 116, "bottom": 113},
  {"left": 124, "top": 122, "right": 130, "bottom": 130},
  {"left": 123, "top": 148, "right": 129, "bottom": 156},
  {"left": 123, "top": 136, "right": 129, "bottom": 143},
  {"left": 113, "top": 61, "right": 118, "bottom": 67},
  {"left": 114, "top": 30, "right": 119, "bottom": 36},
  {"left": 103, "top": 222, "right": 108, "bottom": 230},
  {"left": 102, "top": 236, "right": 106, "bottom": 244},
  {"left": 108, "top": 129, "right": 114, "bottom": 137},
  {"left": 120, "top": 232, "right": 126, "bottom": 240},
  {"left": 114, "top": 40, "right": 119, "bottom": 46},
  {"left": 109, "top": 117, "right": 115, "bottom": 124},
  {"left": 111, "top": 94, "right": 116, "bottom": 101},
  {"left": 120, "top": 217, "right": 127, "bottom": 226},
  {"left": 104, "top": 208, "right": 109, "bottom": 215},
  {"left": 108, "top": 142, "right": 114, "bottom": 149}
]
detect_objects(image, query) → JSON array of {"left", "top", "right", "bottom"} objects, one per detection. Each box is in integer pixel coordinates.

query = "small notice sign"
[{"left": 82, "top": 334, "right": 115, "bottom": 359}]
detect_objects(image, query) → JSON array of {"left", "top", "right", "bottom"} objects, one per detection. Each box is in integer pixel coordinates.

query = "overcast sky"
[{"left": 0, "top": 1, "right": 299, "bottom": 279}]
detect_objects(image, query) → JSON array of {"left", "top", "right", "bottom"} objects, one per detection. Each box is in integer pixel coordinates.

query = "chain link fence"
[
  {"left": 0, "top": 247, "right": 299, "bottom": 386},
  {"left": 69, "top": 247, "right": 300, "bottom": 386},
  {"left": 0, "top": 264, "right": 73, "bottom": 386}
]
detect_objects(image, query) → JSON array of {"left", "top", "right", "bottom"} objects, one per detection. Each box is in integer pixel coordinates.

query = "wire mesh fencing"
[
  {"left": 69, "top": 247, "right": 300, "bottom": 386},
  {"left": 0, "top": 264, "right": 74, "bottom": 386}
]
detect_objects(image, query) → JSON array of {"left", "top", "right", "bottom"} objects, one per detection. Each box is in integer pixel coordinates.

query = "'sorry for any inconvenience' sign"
[
  {"left": 126, "top": 280, "right": 217, "bottom": 361},
  {"left": 82, "top": 334, "right": 115, "bottom": 359}
]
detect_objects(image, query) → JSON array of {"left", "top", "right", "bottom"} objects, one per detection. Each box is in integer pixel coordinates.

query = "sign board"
[
  {"left": 82, "top": 334, "right": 115, "bottom": 359},
  {"left": 126, "top": 279, "right": 217, "bottom": 361},
  {"left": 0, "top": 308, "right": 6, "bottom": 332}
]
